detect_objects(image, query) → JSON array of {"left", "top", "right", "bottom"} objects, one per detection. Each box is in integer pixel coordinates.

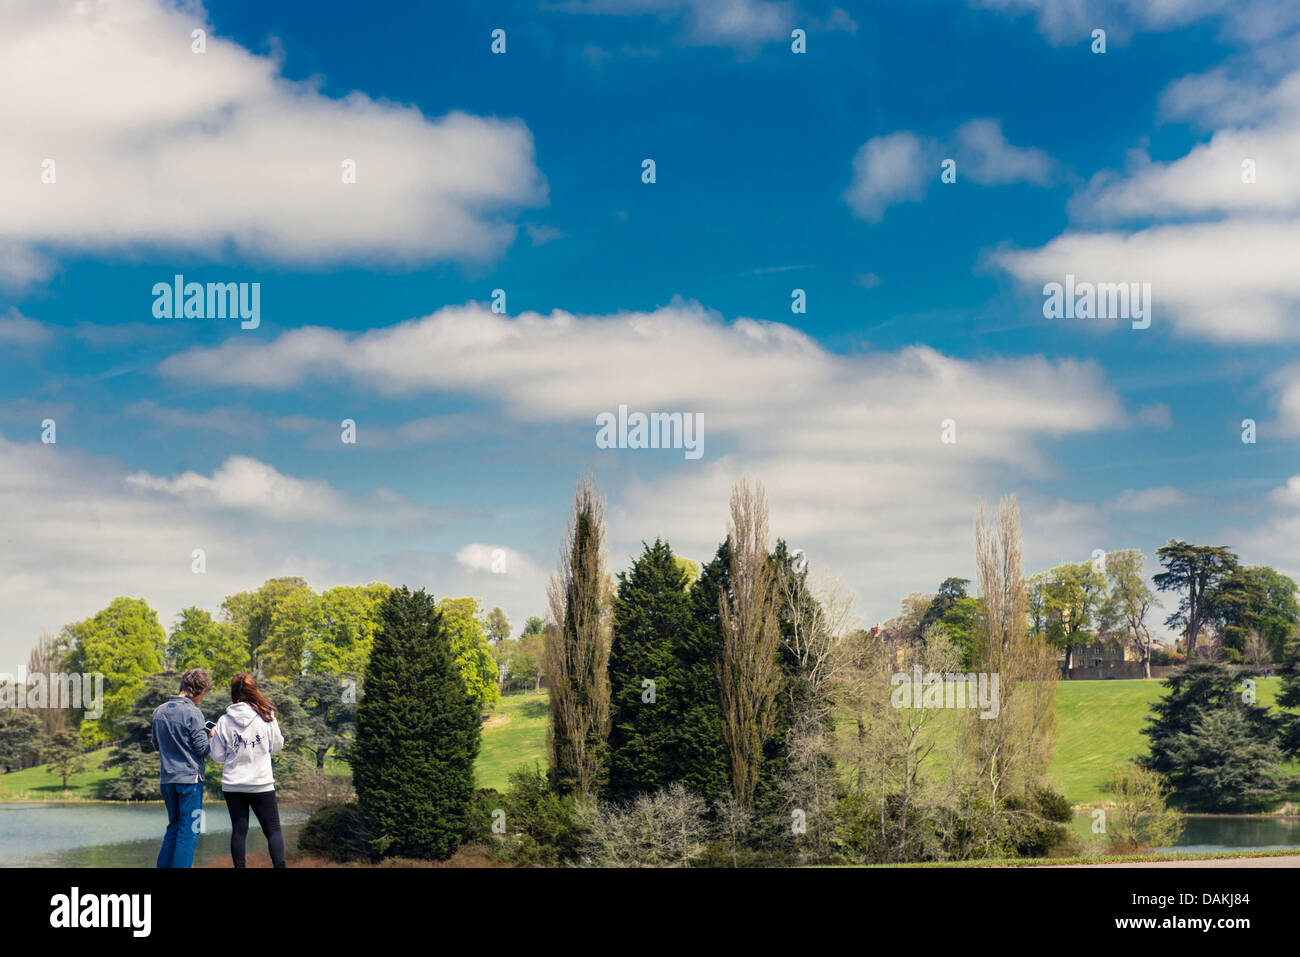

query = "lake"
[{"left": 0, "top": 801, "right": 308, "bottom": 867}]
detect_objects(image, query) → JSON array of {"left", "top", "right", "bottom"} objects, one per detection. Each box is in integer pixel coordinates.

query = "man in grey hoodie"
[{"left": 151, "top": 668, "right": 214, "bottom": 868}]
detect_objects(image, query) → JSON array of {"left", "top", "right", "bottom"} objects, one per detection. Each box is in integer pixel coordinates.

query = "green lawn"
[
  {"left": 1048, "top": 676, "right": 1286, "bottom": 806},
  {"left": 476, "top": 690, "right": 549, "bottom": 792},
  {"left": 0, "top": 747, "right": 118, "bottom": 800}
]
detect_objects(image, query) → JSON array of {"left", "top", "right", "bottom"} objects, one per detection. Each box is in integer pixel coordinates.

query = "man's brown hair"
[{"left": 179, "top": 668, "right": 212, "bottom": 697}]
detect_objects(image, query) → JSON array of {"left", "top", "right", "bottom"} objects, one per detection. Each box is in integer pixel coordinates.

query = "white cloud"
[
  {"left": 992, "top": 219, "right": 1300, "bottom": 341},
  {"left": 456, "top": 544, "right": 542, "bottom": 578},
  {"left": 0, "top": 0, "right": 546, "bottom": 284},
  {"left": 156, "top": 298, "right": 1138, "bottom": 623},
  {"left": 845, "top": 121, "right": 1056, "bottom": 221},
  {"left": 970, "top": 0, "right": 1300, "bottom": 46},
  {"left": 953, "top": 119, "right": 1055, "bottom": 186},
  {"left": 0, "top": 435, "right": 548, "bottom": 662},
  {"left": 1106, "top": 486, "right": 1195, "bottom": 512},
  {"left": 843, "top": 132, "right": 930, "bottom": 221},
  {"left": 125, "top": 454, "right": 430, "bottom": 524},
  {"left": 0, "top": 309, "right": 53, "bottom": 346}
]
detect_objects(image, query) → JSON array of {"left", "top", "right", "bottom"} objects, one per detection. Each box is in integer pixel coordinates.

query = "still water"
[
  {"left": 1071, "top": 812, "right": 1300, "bottom": 854},
  {"left": 0, "top": 802, "right": 307, "bottom": 867}
]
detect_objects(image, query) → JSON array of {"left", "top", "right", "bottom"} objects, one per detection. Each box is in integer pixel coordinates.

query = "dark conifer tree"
[
  {"left": 606, "top": 539, "right": 688, "bottom": 801},
  {"left": 353, "top": 586, "right": 480, "bottom": 859}
]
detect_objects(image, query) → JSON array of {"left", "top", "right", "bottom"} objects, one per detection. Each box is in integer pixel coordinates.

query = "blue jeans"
[{"left": 157, "top": 781, "right": 205, "bottom": 868}]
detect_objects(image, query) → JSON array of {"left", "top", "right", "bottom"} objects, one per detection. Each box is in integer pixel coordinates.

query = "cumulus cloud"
[
  {"left": 155, "top": 298, "right": 1140, "bottom": 620},
  {"left": 993, "top": 59, "right": 1300, "bottom": 343},
  {"left": 845, "top": 121, "right": 1056, "bottom": 220},
  {"left": 0, "top": 0, "right": 546, "bottom": 284},
  {"left": 125, "top": 455, "right": 431, "bottom": 524},
  {"left": 843, "top": 132, "right": 930, "bottom": 221}
]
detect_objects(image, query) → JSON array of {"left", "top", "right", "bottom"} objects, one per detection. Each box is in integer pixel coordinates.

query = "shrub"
[
  {"left": 574, "top": 784, "right": 710, "bottom": 867},
  {"left": 297, "top": 802, "right": 376, "bottom": 863}
]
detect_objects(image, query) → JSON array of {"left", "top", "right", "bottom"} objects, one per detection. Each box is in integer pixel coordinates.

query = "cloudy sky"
[{"left": 2, "top": 0, "right": 1298, "bottom": 662}]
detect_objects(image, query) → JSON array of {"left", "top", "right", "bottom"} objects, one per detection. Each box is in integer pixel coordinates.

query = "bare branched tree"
[
  {"left": 959, "top": 496, "right": 1058, "bottom": 852},
  {"left": 545, "top": 478, "right": 611, "bottom": 801},
  {"left": 717, "top": 479, "right": 783, "bottom": 814}
]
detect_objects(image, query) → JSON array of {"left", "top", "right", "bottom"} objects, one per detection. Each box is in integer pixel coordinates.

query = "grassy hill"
[{"left": 476, "top": 690, "right": 549, "bottom": 792}]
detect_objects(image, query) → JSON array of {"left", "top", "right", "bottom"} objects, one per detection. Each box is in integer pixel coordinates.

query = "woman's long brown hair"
[{"left": 230, "top": 673, "right": 276, "bottom": 723}]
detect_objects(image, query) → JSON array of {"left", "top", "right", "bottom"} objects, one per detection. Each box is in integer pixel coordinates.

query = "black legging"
[{"left": 223, "top": 790, "right": 286, "bottom": 868}]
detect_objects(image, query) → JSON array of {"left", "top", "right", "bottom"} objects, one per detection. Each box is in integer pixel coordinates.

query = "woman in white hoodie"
[{"left": 209, "top": 673, "right": 286, "bottom": 868}]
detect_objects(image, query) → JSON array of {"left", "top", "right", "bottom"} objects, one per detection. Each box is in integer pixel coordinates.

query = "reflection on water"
[
  {"left": 0, "top": 802, "right": 306, "bottom": 868},
  {"left": 1072, "top": 812, "right": 1300, "bottom": 854}
]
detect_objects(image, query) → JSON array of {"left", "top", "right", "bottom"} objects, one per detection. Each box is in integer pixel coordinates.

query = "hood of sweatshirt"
[{"left": 225, "top": 701, "right": 260, "bottom": 729}]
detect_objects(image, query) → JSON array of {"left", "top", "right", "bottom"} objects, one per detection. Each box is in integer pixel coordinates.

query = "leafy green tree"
[
  {"left": 45, "top": 730, "right": 88, "bottom": 789},
  {"left": 521, "top": 616, "right": 546, "bottom": 638},
  {"left": 1099, "top": 550, "right": 1156, "bottom": 678},
  {"left": 1101, "top": 763, "right": 1183, "bottom": 851},
  {"left": 1141, "top": 660, "right": 1280, "bottom": 809},
  {"left": 438, "top": 597, "right": 500, "bottom": 710},
  {"left": 168, "top": 606, "right": 249, "bottom": 684},
  {"left": 353, "top": 587, "right": 481, "bottom": 859},
  {"left": 1027, "top": 562, "right": 1106, "bottom": 674},
  {"left": 221, "top": 577, "right": 312, "bottom": 675},
  {"left": 485, "top": 607, "right": 511, "bottom": 645},
  {"left": 290, "top": 673, "right": 358, "bottom": 769},
  {"left": 674, "top": 555, "right": 701, "bottom": 587},
  {"left": 302, "top": 583, "right": 390, "bottom": 676},
  {"left": 0, "top": 709, "right": 43, "bottom": 771},
  {"left": 606, "top": 540, "right": 689, "bottom": 801},
  {"left": 64, "top": 597, "right": 167, "bottom": 743},
  {"left": 919, "top": 578, "right": 978, "bottom": 667},
  {"left": 1154, "top": 542, "right": 1238, "bottom": 659},
  {"left": 1207, "top": 566, "right": 1298, "bottom": 659}
]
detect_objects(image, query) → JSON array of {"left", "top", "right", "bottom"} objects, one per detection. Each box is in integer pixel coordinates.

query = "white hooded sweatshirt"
[{"left": 210, "top": 701, "right": 284, "bottom": 793}]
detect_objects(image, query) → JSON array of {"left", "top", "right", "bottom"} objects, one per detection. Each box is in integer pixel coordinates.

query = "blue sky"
[{"left": 2, "top": 0, "right": 1299, "bottom": 659}]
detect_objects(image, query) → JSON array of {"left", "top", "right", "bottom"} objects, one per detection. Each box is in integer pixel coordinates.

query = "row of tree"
[{"left": 873, "top": 544, "right": 1299, "bottom": 679}]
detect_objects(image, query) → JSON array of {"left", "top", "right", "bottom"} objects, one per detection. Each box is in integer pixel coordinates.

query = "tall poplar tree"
[{"left": 546, "top": 478, "right": 611, "bottom": 800}]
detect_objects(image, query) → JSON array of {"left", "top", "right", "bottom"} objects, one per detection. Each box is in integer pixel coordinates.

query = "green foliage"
[
  {"left": 1207, "top": 566, "right": 1299, "bottom": 658},
  {"left": 64, "top": 597, "right": 167, "bottom": 743},
  {"left": 1101, "top": 762, "right": 1184, "bottom": 852},
  {"left": 221, "top": 577, "right": 312, "bottom": 676},
  {"left": 289, "top": 673, "right": 358, "bottom": 769},
  {"left": 1141, "top": 660, "right": 1283, "bottom": 810},
  {"left": 1003, "top": 785, "right": 1075, "bottom": 858},
  {"left": 485, "top": 607, "right": 511, "bottom": 644},
  {"left": 921, "top": 579, "right": 979, "bottom": 667},
  {"left": 0, "top": 709, "right": 43, "bottom": 771},
  {"left": 438, "top": 597, "right": 500, "bottom": 710},
  {"left": 606, "top": 539, "right": 690, "bottom": 802},
  {"left": 168, "top": 606, "right": 249, "bottom": 685},
  {"left": 353, "top": 586, "right": 481, "bottom": 860},
  {"left": 495, "top": 765, "right": 585, "bottom": 865},
  {"left": 303, "top": 583, "right": 390, "bottom": 676},
  {"left": 298, "top": 802, "right": 376, "bottom": 863},
  {"left": 45, "top": 730, "right": 88, "bottom": 788},
  {"left": 678, "top": 540, "right": 734, "bottom": 803},
  {"left": 1154, "top": 542, "right": 1239, "bottom": 657}
]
